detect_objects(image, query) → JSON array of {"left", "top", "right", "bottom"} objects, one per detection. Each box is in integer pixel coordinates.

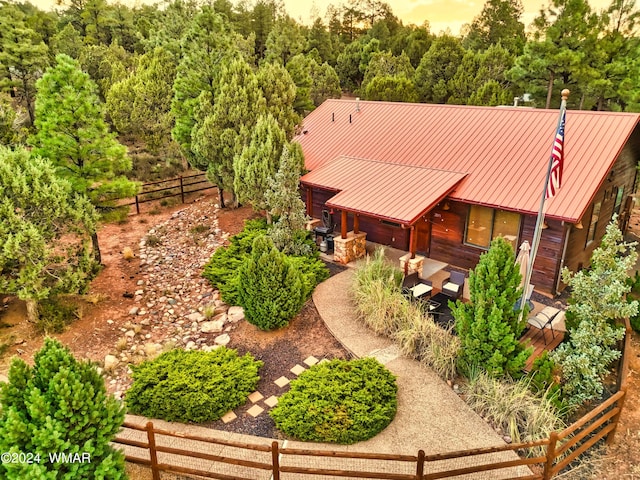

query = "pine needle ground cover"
[
  {"left": 126, "top": 347, "right": 262, "bottom": 423},
  {"left": 270, "top": 358, "right": 397, "bottom": 444}
]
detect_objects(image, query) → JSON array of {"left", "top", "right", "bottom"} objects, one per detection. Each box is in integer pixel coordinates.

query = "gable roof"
[
  {"left": 301, "top": 156, "right": 467, "bottom": 224},
  {"left": 296, "top": 99, "right": 640, "bottom": 223}
]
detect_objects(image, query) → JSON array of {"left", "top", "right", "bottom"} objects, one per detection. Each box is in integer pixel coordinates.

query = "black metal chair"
[{"left": 402, "top": 273, "right": 433, "bottom": 300}]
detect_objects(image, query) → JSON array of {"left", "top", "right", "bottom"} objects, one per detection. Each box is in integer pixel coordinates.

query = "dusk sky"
[{"left": 33, "top": 0, "right": 614, "bottom": 35}]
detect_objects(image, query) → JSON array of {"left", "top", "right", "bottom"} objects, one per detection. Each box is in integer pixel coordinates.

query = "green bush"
[
  {"left": 36, "top": 296, "right": 79, "bottom": 333},
  {"left": 270, "top": 358, "right": 397, "bottom": 444},
  {"left": 203, "top": 219, "right": 328, "bottom": 306},
  {"left": 203, "top": 219, "right": 269, "bottom": 305},
  {"left": 463, "top": 370, "right": 565, "bottom": 455},
  {"left": 0, "top": 338, "right": 126, "bottom": 479},
  {"left": 126, "top": 347, "right": 262, "bottom": 423},
  {"left": 450, "top": 237, "right": 531, "bottom": 378},
  {"left": 237, "top": 236, "right": 306, "bottom": 330}
]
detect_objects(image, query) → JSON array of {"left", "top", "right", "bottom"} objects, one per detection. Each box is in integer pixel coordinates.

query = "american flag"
[{"left": 546, "top": 108, "right": 566, "bottom": 199}]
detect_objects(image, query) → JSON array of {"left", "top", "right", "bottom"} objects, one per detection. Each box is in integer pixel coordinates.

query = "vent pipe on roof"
[
  {"left": 356, "top": 97, "right": 360, "bottom": 112},
  {"left": 332, "top": 112, "right": 334, "bottom": 122},
  {"left": 349, "top": 114, "right": 352, "bottom": 123}
]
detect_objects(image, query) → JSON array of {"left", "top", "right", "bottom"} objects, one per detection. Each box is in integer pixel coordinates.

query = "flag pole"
[{"left": 519, "top": 89, "right": 570, "bottom": 316}]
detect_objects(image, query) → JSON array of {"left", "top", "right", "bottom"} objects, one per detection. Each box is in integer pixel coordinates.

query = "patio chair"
[
  {"left": 402, "top": 272, "right": 433, "bottom": 300},
  {"left": 442, "top": 271, "right": 466, "bottom": 300},
  {"left": 527, "top": 306, "right": 563, "bottom": 345}
]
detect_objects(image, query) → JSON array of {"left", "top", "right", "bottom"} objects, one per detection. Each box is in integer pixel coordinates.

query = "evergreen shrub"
[
  {"left": 270, "top": 358, "right": 397, "bottom": 444},
  {"left": 237, "top": 236, "right": 306, "bottom": 330},
  {"left": 0, "top": 338, "right": 126, "bottom": 479},
  {"left": 126, "top": 347, "right": 262, "bottom": 423}
]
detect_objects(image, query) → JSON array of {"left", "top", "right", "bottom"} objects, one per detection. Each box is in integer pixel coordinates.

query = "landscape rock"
[
  {"left": 201, "top": 320, "right": 224, "bottom": 333},
  {"left": 128, "top": 307, "right": 139, "bottom": 315},
  {"left": 214, "top": 333, "right": 230, "bottom": 346},
  {"left": 0, "top": 374, "right": 8, "bottom": 383},
  {"left": 186, "top": 312, "right": 205, "bottom": 323},
  {"left": 227, "top": 306, "right": 245, "bottom": 322},
  {"left": 104, "top": 355, "right": 119, "bottom": 371}
]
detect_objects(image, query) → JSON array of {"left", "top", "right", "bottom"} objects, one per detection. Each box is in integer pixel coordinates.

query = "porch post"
[
  {"left": 409, "top": 225, "right": 417, "bottom": 259},
  {"left": 353, "top": 214, "right": 359, "bottom": 234},
  {"left": 306, "top": 187, "right": 312, "bottom": 216},
  {"left": 341, "top": 210, "right": 348, "bottom": 239}
]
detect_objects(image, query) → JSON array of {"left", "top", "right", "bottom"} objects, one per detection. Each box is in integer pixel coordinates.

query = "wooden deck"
[{"left": 521, "top": 326, "right": 565, "bottom": 371}]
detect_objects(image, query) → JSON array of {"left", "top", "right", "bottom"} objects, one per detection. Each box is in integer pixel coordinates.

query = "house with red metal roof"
[{"left": 296, "top": 99, "right": 640, "bottom": 294}]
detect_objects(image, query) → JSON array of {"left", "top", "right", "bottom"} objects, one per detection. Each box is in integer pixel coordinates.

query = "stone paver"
[
  {"left": 247, "top": 391, "right": 264, "bottom": 403},
  {"left": 246, "top": 405, "right": 264, "bottom": 417},
  {"left": 220, "top": 411, "right": 237, "bottom": 423},
  {"left": 264, "top": 396, "right": 278, "bottom": 408},
  {"left": 290, "top": 364, "right": 306, "bottom": 376},
  {"left": 303, "top": 355, "right": 319, "bottom": 366},
  {"left": 274, "top": 376, "right": 290, "bottom": 387}
]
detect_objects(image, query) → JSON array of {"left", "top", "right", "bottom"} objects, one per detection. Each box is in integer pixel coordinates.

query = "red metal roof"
[
  {"left": 302, "top": 156, "right": 467, "bottom": 224},
  {"left": 296, "top": 100, "right": 640, "bottom": 222}
]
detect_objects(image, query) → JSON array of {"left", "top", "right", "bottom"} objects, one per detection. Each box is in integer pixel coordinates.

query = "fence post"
[
  {"left": 543, "top": 431, "right": 558, "bottom": 480},
  {"left": 180, "top": 176, "right": 185, "bottom": 204},
  {"left": 416, "top": 449, "right": 425, "bottom": 479},
  {"left": 606, "top": 387, "right": 627, "bottom": 445},
  {"left": 135, "top": 195, "right": 140, "bottom": 214},
  {"left": 271, "top": 441, "right": 280, "bottom": 480},
  {"left": 146, "top": 422, "right": 160, "bottom": 480}
]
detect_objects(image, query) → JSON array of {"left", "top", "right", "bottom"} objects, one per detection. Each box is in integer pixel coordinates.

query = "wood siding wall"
[
  {"left": 428, "top": 202, "right": 565, "bottom": 294},
  {"left": 304, "top": 186, "right": 410, "bottom": 250},
  {"left": 561, "top": 144, "right": 639, "bottom": 282}
]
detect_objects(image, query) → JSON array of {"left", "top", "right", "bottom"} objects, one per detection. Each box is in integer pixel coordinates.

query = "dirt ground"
[{"left": 1, "top": 193, "right": 640, "bottom": 477}]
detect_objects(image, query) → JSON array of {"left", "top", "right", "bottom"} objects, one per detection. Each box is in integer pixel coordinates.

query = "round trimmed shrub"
[
  {"left": 126, "top": 347, "right": 263, "bottom": 423},
  {"left": 270, "top": 358, "right": 397, "bottom": 444}
]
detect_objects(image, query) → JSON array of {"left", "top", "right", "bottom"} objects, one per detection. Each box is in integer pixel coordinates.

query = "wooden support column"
[
  {"left": 409, "top": 225, "right": 417, "bottom": 259},
  {"left": 305, "top": 187, "right": 313, "bottom": 216},
  {"left": 341, "top": 210, "right": 348, "bottom": 239},
  {"left": 353, "top": 214, "right": 359, "bottom": 234}
]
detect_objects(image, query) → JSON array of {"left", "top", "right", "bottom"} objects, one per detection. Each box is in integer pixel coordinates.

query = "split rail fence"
[
  {"left": 113, "top": 322, "right": 632, "bottom": 480},
  {"left": 123, "top": 173, "right": 216, "bottom": 213}
]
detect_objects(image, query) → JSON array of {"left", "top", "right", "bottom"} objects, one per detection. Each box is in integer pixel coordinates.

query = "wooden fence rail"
[
  {"left": 113, "top": 321, "right": 632, "bottom": 480},
  {"left": 121, "top": 173, "right": 216, "bottom": 213}
]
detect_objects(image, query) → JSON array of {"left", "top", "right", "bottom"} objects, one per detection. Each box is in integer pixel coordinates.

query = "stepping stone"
[
  {"left": 246, "top": 405, "right": 264, "bottom": 417},
  {"left": 274, "top": 376, "right": 290, "bottom": 387},
  {"left": 248, "top": 391, "right": 264, "bottom": 403},
  {"left": 303, "top": 356, "right": 319, "bottom": 367},
  {"left": 290, "top": 364, "right": 306, "bottom": 376},
  {"left": 221, "top": 411, "right": 237, "bottom": 423},
  {"left": 319, "top": 358, "right": 330, "bottom": 364},
  {"left": 264, "top": 396, "right": 278, "bottom": 408}
]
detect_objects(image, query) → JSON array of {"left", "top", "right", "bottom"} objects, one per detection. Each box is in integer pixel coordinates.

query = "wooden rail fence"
[
  {"left": 123, "top": 173, "right": 216, "bottom": 213},
  {"left": 113, "top": 320, "right": 632, "bottom": 480}
]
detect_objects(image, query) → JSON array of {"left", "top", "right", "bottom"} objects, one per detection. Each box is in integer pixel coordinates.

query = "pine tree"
[
  {"left": 415, "top": 34, "right": 466, "bottom": 103},
  {"left": 236, "top": 236, "right": 306, "bottom": 330},
  {"left": 285, "top": 53, "right": 315, "bottom": 114},
  {"left": 265, "top": 143, "right": 310, "bottom": 255},
  {"left": 0, "top": 146, "right": 97, "bottom": 323},
  {"left": 234, "top": 113, "right": 286, "bottom": 220},
  {"left": 192, "top": 58, "right": 266, "bottom": 207},
  {"left": 0, "top": 93, "right": 17, "bottom": 145},
  {"left": 256, "top": 61, "right": 300, "bottom": 139},
  {"left": 0, "top": 338, "right": 126, "bottom": 478},
  {"left": 450, "top": 237, "right": 531, "bottom": 377},
  {"left": 551, "top": 217, "right": 637, "bottom": 408},
  {"left": 30, "top": 54, "right": 137, "bottom": 263},
  {"left": 310, "top": 61, "right": 342, "bottom": 106}
]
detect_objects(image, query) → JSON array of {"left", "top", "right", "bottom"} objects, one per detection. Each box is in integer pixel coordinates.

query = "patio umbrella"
[{"left": 515, "top": 240, "right": 531, "bottom": 290}]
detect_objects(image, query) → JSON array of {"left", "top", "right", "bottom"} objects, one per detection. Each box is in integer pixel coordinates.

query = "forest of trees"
[{"left": 1, "top": 0, "right": 640, "bottom": 186}]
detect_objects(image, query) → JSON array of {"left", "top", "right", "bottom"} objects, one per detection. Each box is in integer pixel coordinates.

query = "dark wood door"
[{"left": 415, "top": 216, "right": 431, "bottom": 255}]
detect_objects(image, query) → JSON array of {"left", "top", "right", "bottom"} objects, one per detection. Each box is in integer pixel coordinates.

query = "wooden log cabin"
[{"left": 296, "top": 99, "right": 640, "bottom": 295}]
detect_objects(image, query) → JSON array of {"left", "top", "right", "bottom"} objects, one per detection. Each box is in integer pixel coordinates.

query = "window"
[
  {"left": 614, "top": 187, "right": 624, "bottom": 214},
  {"left": 586, "top": 201, "right": 601, "bottom": 245},
  {"left": 465, "top": 205, "right": 520, "bottom": 249}
]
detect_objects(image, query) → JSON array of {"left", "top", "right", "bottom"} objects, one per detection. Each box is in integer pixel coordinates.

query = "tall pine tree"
[{"left": 29, "top": 54, "right": 137, "bottom": 263}]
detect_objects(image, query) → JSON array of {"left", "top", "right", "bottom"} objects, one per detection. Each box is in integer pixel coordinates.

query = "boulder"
[
  {"left": 104, "top": 355, "right": 119, "bottom": 371},
  {"left": 200, "top": 320, "right": 224, "bottom": 334},
  {"left": 227, "top": 306, "right": 245, "bottom": 322}
]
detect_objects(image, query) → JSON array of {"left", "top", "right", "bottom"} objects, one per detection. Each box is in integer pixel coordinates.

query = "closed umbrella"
[{"left": 515, "top": 240, "right": 531, "bottom": 290}]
